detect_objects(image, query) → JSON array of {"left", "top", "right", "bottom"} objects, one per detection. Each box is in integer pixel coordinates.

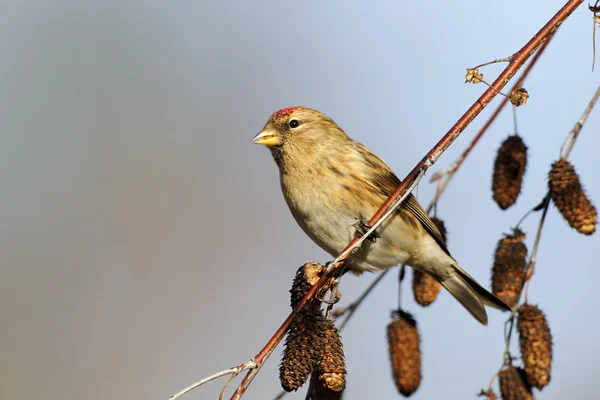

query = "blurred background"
[{"left": 1, "top": 1, "right": 598, "bottom": 399}]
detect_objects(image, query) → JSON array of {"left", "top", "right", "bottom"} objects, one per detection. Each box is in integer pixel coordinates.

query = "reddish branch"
[
  {"left": 428, "top": 33, "right": 555, "bottom": 210},
  {"left": 226, "top": 2, "right": 582, "bottom": 399}
]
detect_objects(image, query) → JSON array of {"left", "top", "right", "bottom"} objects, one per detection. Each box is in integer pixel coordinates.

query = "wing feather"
[{"left": 354, "top": 141, "right": 451, "bottom": 255}]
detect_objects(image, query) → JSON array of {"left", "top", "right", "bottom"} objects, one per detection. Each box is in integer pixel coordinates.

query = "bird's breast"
[{"left": 279, "top": 171, "right": 412, "bottom": 271}]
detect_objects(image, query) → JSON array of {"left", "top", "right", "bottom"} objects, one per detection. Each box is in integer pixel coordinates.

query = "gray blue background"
[{"left": 1, "top": 1, "right": 598, "bottom": 399}]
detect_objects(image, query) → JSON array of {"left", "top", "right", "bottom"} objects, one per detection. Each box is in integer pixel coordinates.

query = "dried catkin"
[
  {"left": 387, "top": 311, "right": 421, "bottom": 396},
  {"left": 548, "top": 159, "right": 597, "bottom": 235},
  {"left": 517, "top": 304, "right": 553, "bottom": 389},
  {"left": 492, "top": 135, "right": 528, "bottom": 210},
  {"left": 309, "top": 372, "right": 344, "bottom": 399},
  {"left": 316, "top": 318, "right": 346, "bottom": 393},
  {"left": 412, "top": 217, "right": 446, "bottom": 306},
  {"left": 279, "top": 262, "right": 325, "bottom": 392},
  {"left": 491, "top": 229, "right": 527, "bottom": 308},
  {"left": 499, "top": 365, "right": 533, "bottom": 400}
]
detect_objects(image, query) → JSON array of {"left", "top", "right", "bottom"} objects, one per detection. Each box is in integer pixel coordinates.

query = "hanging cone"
[
  {"left": 387, "top": 311, "right": 422, "bottom": 396},
  {"left": 309, "top": 372, "right": 344, "bottom": 399},
  {"left": 412, "top": 217, "right": 446, "bottom": 306},
  {"left": 491, "top": 229, "right": 527, "bottom": 308},
  {"left": 548, "top": 159, "right": 597, "bottom": 235},
  {"left": 517, "top": 304, "right": 553, "bottom": 389},
  {"left": 499, "top": 365, "right": 533, "bottom": 400},
  {"left": 492, "top": 135, "right": 528, "bottom": 210},
  {"left": 315, "top": 318, "right": 346, "bottom": 394},
  {"left": 279, "top": 262, "right": 325, "bottom": 392}
]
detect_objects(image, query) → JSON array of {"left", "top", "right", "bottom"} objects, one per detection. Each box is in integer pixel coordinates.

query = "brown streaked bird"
[{"left": 253, "top": 106, "right": 510, "bottom": 325}]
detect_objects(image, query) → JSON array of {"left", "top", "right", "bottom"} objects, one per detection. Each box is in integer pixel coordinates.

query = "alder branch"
[
  {"left": 169, "top": 2, "right": 583, "bottom": 399},
  {"left": 427, "top": 32, "right": 555, "bottom": 210}
]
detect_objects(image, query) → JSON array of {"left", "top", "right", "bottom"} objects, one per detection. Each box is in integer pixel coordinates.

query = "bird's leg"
[
  {"left": 352, "top": 219, "right": 380, "bottom": 243},
  {"left": 320, "top": 276, "right": 342, "bottom": 306}
]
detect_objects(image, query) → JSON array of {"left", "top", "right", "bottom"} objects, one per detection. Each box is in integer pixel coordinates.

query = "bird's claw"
[
  {"left": 353, "top": 219, "right": 379, "bottom": 243},
  {"left": 319, "top": 277, "right": 342, "bottom": 304}
]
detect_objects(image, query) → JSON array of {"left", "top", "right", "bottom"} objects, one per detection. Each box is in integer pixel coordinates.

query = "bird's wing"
[{"left": 356, "top": 142, "right": 451, "bottom": 255}]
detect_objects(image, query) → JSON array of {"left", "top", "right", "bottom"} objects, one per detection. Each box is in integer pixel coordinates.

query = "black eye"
[{"left": 289, "top": 119, "right": 299, "bottom": 128}]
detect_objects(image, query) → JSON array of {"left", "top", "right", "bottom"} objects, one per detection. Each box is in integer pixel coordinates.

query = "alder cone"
[
  {"left": 548, "top": 159, "right": 597, "bottom": 235},
  {"left": 387, "top": 311, "right": 421, "bottom": 396},
  {"left": 492, "top": 135, "right": 528, "bottom": 210},
  {"left": 412, "top": 217, "right": 446, "bottom": 306},
  {"left": 280, "top": 263, "right": 325, "bottom": 392},
  {"left": 309, "top": 373, "right": 344, "bottom": 400},
  {"left": 499, "top": 365, "right": 533, "bottom": 400},
  {"left": 316, "top": 318, "right": 346, "bottom": 393},
  {"left": 491, "top": 229, "right": 527, "bottom": 308},
  {"left": 517, "top": 304, "right": 553, "bottom": 389}
]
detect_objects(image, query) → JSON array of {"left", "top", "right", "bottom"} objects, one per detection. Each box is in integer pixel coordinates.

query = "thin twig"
[
  {"left": 337, "top": 269, "right": 390, "bottom": 331},
  {"left": 473, "top": 56, "right": 513, "bottom": 70},
  {"left": 427, "top": 32, "right": 555, "bottom": 210},
  {"left": 522, "top": 193, "right": 551, "bottom": 303},
  {"left": 169, "top": 362, "right": 256, "bottom": 400},
  {"left": 560, "top": 85, "right": 600, "bottom": 160}
]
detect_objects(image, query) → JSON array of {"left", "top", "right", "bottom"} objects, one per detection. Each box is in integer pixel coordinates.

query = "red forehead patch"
[{"left": 270, "top": 106, "right": 302, "bottom": 120}]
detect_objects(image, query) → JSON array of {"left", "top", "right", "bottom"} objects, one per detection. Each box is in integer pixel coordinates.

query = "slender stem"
[
  {"left": 560, "top": 85, "right": 600, "bottom": 160},
  {"left": 337, "top": 269, "right": 390, "bottom": 331},
  {"left": 169, "top": 363, "right": 256, "bottom": 400},
  {"left": 473, "top": 56, "right": 513, "bottom": 70},
  {"left": 426, "top": 32, "right": 555, "bottom": 210}
]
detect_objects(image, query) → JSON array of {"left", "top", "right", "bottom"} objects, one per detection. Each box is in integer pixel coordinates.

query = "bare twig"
[
  {"left": 560, "top": 85, "right": 600, "bottom": 159},
  {"left": 473, "top": 56, "right": 513, "bottom": 70},
  {"left": 170, "top": 2, "right": 583, "bottom": 399},
  {"left": 169, "top": 362, "right": 256, "bottom": 400},
  {"left": 427, "top": 32, "right": 555, "bottom": 210},
  {"left": 337, "top": 269, "right": 390, "bottom": 331},
  {"left": 591, "top": 1, "right": 600, "bottom": 71}
]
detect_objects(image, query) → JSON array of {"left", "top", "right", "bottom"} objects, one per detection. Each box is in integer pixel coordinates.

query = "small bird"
[{"left": 253, "top": 106, "right": 510, "bottom": 325}]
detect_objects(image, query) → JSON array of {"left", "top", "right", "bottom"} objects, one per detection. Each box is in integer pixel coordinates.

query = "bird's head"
[{"left": 253, "top": 107, "right": 347, "bottom": 157}]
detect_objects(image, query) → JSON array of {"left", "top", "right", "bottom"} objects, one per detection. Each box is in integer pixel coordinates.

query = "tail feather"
[
  {"left": 452, "top": 263, "right": 512, "bottom": 312},
  {"left": 440, "top": 263, "right": 512, "bottom": 326},
  {"left": 440, "top": 273, "right": 488, "bottom": 325}
]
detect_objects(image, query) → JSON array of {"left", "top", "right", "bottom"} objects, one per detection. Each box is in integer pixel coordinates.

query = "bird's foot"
[
  {"left": 352, "top": 219, "right": 379, "bottom": 243},
  {"left": 320, "top": 277, "right": 342, "bottom": 305}
]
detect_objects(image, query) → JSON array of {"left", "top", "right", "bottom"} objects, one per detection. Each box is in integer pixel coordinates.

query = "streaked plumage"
[{"left": 253, "top": 106, "right": 510, "bottom": 325}]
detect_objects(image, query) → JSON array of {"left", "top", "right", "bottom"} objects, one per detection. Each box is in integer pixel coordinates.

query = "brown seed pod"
[
  {"left": 466, "top": 67, "right": 484, "bottom": 84},
  {"left": 509, "top": 88, "right": 529, "bottom": 107},
  {"left": 499, "top": 365, "right": 533, "bottom": 400},
  {"left": 491, "top": 229, "right": 527, "bottom": 308},
  {"left": 517, "top": 304, "right": 553, "bottom": 389},
  {"left": 309, "top": 372, "right": 344, "bottom": 400},
  {"left": 387, "top": 311, "right": 422, "bottom": 396},
  {"left": 548, "top": 159, "right": 597, "bottom": 235},
  {"left": 280, "top": 262, "right": 325, "bottom": 392},
  {"left": 412, "top": 217, "right": 447, "bottom": 306},
  {"left": 316, "top": 318, "right": 346, "bottom": 393},
  {"left": 492, "top": 135, "right": 528, "bottom": 210}
]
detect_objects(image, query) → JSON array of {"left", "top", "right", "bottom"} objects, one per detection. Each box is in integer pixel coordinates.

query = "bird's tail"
[{"left": 440, "top": 264, "right": 512, "bottom": 326}]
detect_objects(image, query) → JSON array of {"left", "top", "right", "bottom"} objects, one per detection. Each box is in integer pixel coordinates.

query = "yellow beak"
[{"left": 252, "top": 129, "right": 281, "bottom": 147}]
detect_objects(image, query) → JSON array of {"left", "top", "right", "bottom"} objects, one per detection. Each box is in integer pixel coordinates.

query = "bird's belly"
[{"left": 283, "top": 184, "right": 411, "bottom": 272}]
